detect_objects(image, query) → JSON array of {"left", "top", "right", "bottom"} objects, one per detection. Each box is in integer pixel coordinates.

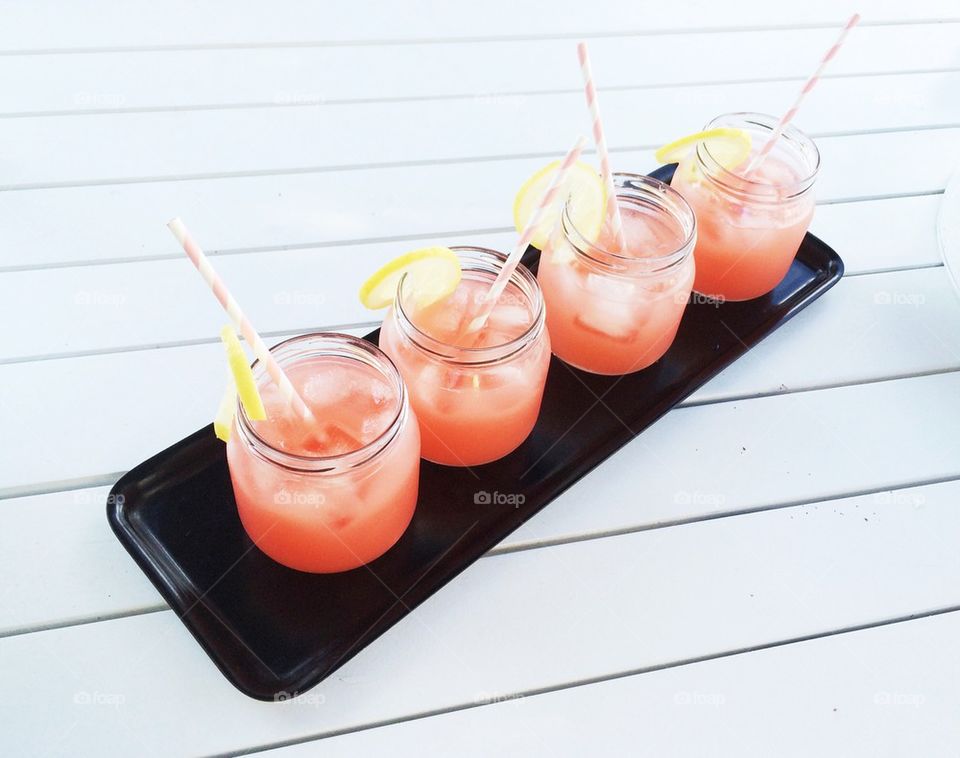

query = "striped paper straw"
[
  {"left": 167, "top": 218, "right": 314, "bottom": 421},
  {"left": 746, "top": 13, "right": 860, "bottom": 174},
  {"left": 465, "top": 136, "right": 587, "bottom": 335},
  {"left": 577, "top": 41, "right": 625, "bottom": 249}
]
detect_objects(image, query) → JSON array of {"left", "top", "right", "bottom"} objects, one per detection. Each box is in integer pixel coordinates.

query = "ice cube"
[
  {"left": 584, "top": 272, "right": 636, "bottom": 301},
  {"left": 485, "top": 303, "right": 532, "bottom": 336},
  {"left": 574, "top": 298, "right": 640, "bottom": 342},
  {"left": 340, "top": 372, "right": 394, "bottom": 418},
  {"left": 301, "top": 368, "right": 352, "bottom": 406},
  {"left": 410, "top": 284, "right": 470, "bottom": 339},
  {"left": 300, "top": 423, "right": 361, "bottom": 456},
  {"left": 256, "top": 382, "right": 286, "bottom": 418},
  {"left": 418, "top": 363, "right": 459, "bottom": 412},
  {"left": 482, "top": 364, "right": 525, "bottom": 390},
  {"left": 360, "top": 407, "right": 396, "bottom": 443},
  {"left": 367, "top": 374, "right": 393, "bottom": 407}
]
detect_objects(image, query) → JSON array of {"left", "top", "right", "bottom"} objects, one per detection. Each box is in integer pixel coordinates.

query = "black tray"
[{"left": 108, "top": 165, "right": 844, "bottom": 700}]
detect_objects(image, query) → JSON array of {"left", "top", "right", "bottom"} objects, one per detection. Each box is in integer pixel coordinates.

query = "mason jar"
[
  {"left": 226, "top": 333, "right": 420, "bottom": 573},
  {"left": 378, "top": 246, "right": 551, "bottom": 467},
  {"left": 670, "top": 112, "right": 819, "bottom": 301},
  {"left": 538, "top": 172, "right": 696, "bottom": 375}
]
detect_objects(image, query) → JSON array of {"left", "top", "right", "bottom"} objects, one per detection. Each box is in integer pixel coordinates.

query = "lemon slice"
[
  {"left": 655, "top": 128, "right": 752, "bottom": 171},
  {"left": 513, "top": 160, "right": 605, "bottom": 251},
  {"left": 213, "top": 380, "right": 237, "bottom": 442},
  {"left": 359, "top": 247, "right": 461, "bottom": 310},
  {"left": 220, "top": 325, "right": 266, "bottom": 421}
]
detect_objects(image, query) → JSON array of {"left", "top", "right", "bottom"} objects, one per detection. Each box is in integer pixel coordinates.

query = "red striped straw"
[
  {"left": 465, "top": 136, "right": 587, "bottom": 335},
  {"left": 746, "top": 13, "right": 860, "bottom": 174},
  {"left": 167, "top": 217, "right": 314, "bottom": 421},
  {"left": 577, "top": 41, "right": 626, "bottom": 249}
]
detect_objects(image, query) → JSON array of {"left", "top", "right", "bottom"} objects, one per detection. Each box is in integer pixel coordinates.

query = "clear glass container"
[
  {"left": 538, "top": 172, "right": 696, "bottom": 375},
  {"left": 379, "top": 247, "right": 551, "bottom": 467},
  {"left": 226, "top": 333, "right": 420, "bottom": 573},
  {"left": 670, "top": 112, "right": 819, "bottom": 301}
]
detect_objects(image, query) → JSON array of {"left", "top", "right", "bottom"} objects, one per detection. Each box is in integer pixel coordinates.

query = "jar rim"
[
  {"left": 394, "top": 246, "right": 546, "bottom": 365},
  {"left": 236, "top": 332, "right": 408, "bottom": 473},
  {"left": 561, "top": 172, "right": 697, "bottom": 275},
  {"left": 696, "top": 111, "right": 821, "bottom": 199}
]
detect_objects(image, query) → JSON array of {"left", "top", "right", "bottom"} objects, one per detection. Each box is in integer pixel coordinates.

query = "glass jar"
[
  {"left": 378, "top": 246, "right": 551, "bottom": 467},
  {"left": 538, "top": 172, "right": 696, "bottom": 375},
  {"left": 670, "top": 112, "right": 820, "bottom": 301},
  {"left": 226, "top": 333, "right": 420, "bottom": 573}
]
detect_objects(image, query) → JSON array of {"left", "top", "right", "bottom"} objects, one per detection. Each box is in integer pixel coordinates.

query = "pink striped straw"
[
  {"left": 577, "top": 41, "right": 626, "bottom": 249},
  {"left": 167, "top": 217, "right": 314, "bottom": 421},
  {"left": 746, "top": 13, "right": 860, "bottom": 174},
  {"left": 465, "top": 136, "right": 587, "bottom": 334}
]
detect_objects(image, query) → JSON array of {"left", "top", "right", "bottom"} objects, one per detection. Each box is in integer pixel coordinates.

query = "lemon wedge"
[
  {"left": 655, "top": 128, "right": 752, "bottom": 171},
  {"left": 513, "top": 160, "right": 605, "bottom": 251},
  {"left": 359, "top": 246, "right": 461, "bottom": 310},
  {"left": 220, "top": 325, "right": 266, "bottom": 421},
  {"left": 213, "top": 380, "right": 237, "bottom": 442}
]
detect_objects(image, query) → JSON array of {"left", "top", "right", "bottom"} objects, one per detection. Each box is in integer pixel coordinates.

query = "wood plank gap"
[{"left": 224, "top": 605, "right": 960, "bottom": 757}]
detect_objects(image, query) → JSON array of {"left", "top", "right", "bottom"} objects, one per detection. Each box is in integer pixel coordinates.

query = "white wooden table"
[{"left": 2, "top": 2, "right": 960, "bottom": 755}]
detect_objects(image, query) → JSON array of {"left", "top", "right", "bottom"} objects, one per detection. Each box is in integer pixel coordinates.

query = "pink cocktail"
[
  {"left": 379, "top": 247, "right": 551, "bottom": 467},
  {"left": 670, "top": 113, "right": 820, "bottom": 301},
  {"left": 226, "top": 333, "right": 420, "bottom": 573},
  {"left": 537, "top": 173, "right": 696, "bottom": 375}
]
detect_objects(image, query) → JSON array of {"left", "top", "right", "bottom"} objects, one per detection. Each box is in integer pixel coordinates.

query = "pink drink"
[
  {"left": 226, "top": 334, "right": 420, "bottom": 573},
  {"left": 670, "top": 113, "right": 819, "bottom": 301},
  {"left": 379, "top": 247, "right": 551, "bottom": 467},
  {"left": 538, "top": 173, "right": 696, "bottom": 375}
]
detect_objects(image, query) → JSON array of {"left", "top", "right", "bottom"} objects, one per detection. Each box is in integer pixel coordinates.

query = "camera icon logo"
[{"left": 474, "top": 490, "right": 492, "bottom": 505}]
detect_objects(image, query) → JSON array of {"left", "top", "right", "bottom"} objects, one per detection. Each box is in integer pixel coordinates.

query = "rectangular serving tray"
[{"left": 108, "top": 165, "right": 844, "bottom": 700}]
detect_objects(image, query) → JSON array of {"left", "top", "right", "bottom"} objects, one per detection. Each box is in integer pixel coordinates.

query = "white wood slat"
[
  {"left": 4, "top": 24, "right": 959, "bottom": 116},
  {"left": 2, "top": 5, "right": 954, "bottom": 755},
  {"left": 690, "top": 266, "right": 960, "bottom": 403},
  {"left": 3, "top": 272, "right": 959, "bottom": 496},
  {"left": 1, "top": 1, "right": 947, "bottom": 52},
  {"left": 0, "top": 487, "right": 162, "bottom": 636},
  {"left": 2, "top": 71, "right": 957, "bottom": 190},
  {"left": 2, "top": 250, "right": 959, "bottom": 493},
  {"left": 811, "top": 194, "right": 943, "bottom": 274},
  {"left": 0, "top": 230, "right": 508, "bottom": 362},
  {"left": 0, "top": 129, "right": 954, "bottom": 272},
  {"left": 3, "top": 374, "right": 958, "bottom": 636},
  {"left": 268, "top": 611, "right": 960, "bottom": 758},
  {"left": 1, "top": 210, "right": 956, "bottom": 369},
  {"left": 1, "top": 480, "right": 957, "bottom": 756},
  {"left": 507, "top": 371, "right": 960, "bottom": 549}
]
